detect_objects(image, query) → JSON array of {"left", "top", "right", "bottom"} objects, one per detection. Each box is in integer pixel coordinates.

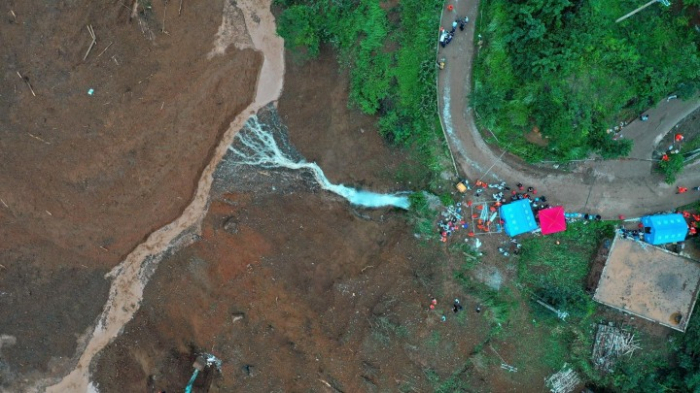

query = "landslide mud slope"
[{"left": 0, "top": 0, "right": 261, "bottom": 390}]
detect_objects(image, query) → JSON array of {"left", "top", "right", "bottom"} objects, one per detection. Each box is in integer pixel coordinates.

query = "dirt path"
[
  {"left": 438, "top": 0, "right": 700, "bottom": 217},
  {"left": 39, "top": 1, "right": 284, "bottom": 391}
]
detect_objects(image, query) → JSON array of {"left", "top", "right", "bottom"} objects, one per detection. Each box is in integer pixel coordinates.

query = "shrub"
[{"left": 657, "top": 153, "right": 684, "bottom": 184}]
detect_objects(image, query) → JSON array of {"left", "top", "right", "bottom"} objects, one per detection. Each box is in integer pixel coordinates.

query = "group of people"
[
  {"left": 439, "top": 16, "right": 469, "bottom": 48},
  {"left": 620, "top": 228, "right": 645, "bottom": 241},
  {"left": 428, "top": 297, "right": 478, "bottom": 315},
  {"left": 437, "top": 203, "right": 469, "bottom": 242}
]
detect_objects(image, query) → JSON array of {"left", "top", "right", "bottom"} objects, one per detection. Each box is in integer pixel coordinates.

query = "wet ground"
[
  {"left": 2, "top": 1, "right": 698, "bottom": 392},
  {"left": 0, "top": 0, "right": 260, "bottom": 390},
  {"left": 90, "top": 103, "right": 499, "bottom": 392},
  {"left": 88, "top": 50, "right": 562, "bottom": 391}
]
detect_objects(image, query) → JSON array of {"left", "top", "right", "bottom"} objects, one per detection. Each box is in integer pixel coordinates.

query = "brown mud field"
[
  {"left": 6, "top": 1, "right": 688, "bottom": 392},
  {"left": 88, "top": 51, "right": 552, "bottom": 391},
  {"left": 1, "top": 0, "right": 261, "bottom": 390},
  {"left": 89, "top": 99, "right": 497, "bottom": 392}
]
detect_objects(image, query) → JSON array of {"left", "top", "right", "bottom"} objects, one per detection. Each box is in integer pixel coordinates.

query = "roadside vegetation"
[
  {"left": 275, "top": 0, "right": 451, "bottom": 189},
  {"left": 656, "top": 121, "right": 700, "bottom": 183},
  {"left": 472, "top": 0, "right": 700, "bottom": 162},
  {"left": 657, "top": 152, "right": 685, "bottom": 184}
]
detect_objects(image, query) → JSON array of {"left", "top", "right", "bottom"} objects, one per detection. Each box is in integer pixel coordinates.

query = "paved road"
[{"left": 438, "top": 0, "right": 700, "bottom": 218}]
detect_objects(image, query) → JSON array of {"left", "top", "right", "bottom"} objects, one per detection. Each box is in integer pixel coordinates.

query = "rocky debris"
[{"left": 223, "top": 217, "right": 239, "bottom": 234}]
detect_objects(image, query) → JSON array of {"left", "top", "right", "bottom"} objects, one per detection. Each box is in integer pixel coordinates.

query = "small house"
[{"left": 593, "top": 235, "right": 700, "bottom": 332}]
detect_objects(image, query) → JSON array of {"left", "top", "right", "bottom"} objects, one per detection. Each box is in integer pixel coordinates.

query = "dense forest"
[{"left": 473, "top": 0, "right": 700, "bottom": 161}]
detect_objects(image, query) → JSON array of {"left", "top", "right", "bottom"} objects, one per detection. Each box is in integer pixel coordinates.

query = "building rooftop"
[{"left": 593, "top": 235, "right": 700, "bottom": 332}]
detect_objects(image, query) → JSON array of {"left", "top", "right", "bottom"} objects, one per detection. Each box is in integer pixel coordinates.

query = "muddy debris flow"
[{"left": 39, "top": 0, "right": 285, "bottom": 391}]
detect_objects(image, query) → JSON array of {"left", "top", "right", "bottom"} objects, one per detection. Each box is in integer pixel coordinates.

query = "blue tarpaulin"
[
  {"left": 499, "top": 199, "right": 538, "bottom": 236},
  {"left": 641, "top": 214, "right": 688, "bottom": 245}
]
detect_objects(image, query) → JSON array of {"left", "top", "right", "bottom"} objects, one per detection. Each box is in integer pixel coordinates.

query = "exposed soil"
[
  {"left": 277, "top": 48, "right": 409, "bottom": 192},
  {"left": 91, "top": 105, "right": 500, "bottom": 392},
  {"left": 87, "top": 53, "right": 559, "bottom": 391},
  {"left": 3, "top": 1, "right": 697, "bottom": 392},
  {"left": 0, "top": 0, "right": 260, "bottom": 389},
  {"left": 1, "top": 0, "right": 260, "bottom": 268}
]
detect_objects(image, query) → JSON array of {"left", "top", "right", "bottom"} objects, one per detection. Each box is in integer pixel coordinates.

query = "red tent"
[{"left": 539, "top": 206, "right": 566, "bottom": 235}]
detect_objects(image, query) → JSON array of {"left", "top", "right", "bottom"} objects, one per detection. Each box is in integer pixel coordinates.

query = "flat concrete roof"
[{"left": 593, "top": 235, "right": 700, "bottom": 332}]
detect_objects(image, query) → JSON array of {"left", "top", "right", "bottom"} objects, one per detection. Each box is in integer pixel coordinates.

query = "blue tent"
[
  {"left": 499, "top": 199, "right": 538, "bottom": 236},
  {"left": 640, "top": 214, "right": 688, "bottom": 245}
]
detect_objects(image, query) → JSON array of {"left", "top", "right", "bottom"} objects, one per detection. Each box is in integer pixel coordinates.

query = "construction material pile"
[{"left": 591, "top": 324, "right": 639, "bottom": 373}]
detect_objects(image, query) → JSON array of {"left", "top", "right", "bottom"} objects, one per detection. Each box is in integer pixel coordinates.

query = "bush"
[
  {"left": 657, "top": 153, "right": 685, "bottom": 184},
  {"left": 276, "top": 5, "right": 323, "bottom": 58}
]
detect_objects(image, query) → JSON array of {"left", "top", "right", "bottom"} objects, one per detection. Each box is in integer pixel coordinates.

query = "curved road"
[{"left": 438, "top": 0, "right": 700, "bottom": 217}]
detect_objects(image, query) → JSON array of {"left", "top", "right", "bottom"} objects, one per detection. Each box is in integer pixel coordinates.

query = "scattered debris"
[
  {"left": 545, "top": 365, "right": 581, "bottom": 393},
  {"left": 490, "top": 344, "right": 516, "bottom": 372},
  {"left": 130, "top": 0, "right": 140, "bottom": 20},
  {"left": 96, "top": 42, "right": 113, "bottom": 59},
  {"left": 161, "top": 0, "right": 169, "bottom": 34},
  {"left": 27, "top": 132, "right": 49, "bottom": 144},
  {"left": 318, "top": 377, "right": 344, "bottom": 393},
  {"left": 231, "top": 312, "right": 245, "bottom": 323},
  {"left": 242, "top": 364, "right": 254, "bottom": 376},
  {"left": 16, "top": 71, "right": 36, "bottom": 97},
  {"left": 534, "top": 299, "right": 569, "bottom": 321},
  {"left": 500, "top": 363, "right": 517, "bottom": 373},
  {"left": 223, "top": 217, "right": 239, "bottom": 234},
  {"left": 83, "top": 25, "right": 97, "bottom": 61},
  {"left": 591, "top": 324, "right": 640, "bottom": 373}
]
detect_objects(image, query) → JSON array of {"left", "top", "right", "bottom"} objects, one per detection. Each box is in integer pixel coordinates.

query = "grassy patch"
[
  {"left": 682, "top": 133, "right": 700, "bottom": 154},
  {"left": 518, "top": 221, "right": 614, "bottom": 319},
  {"left": 370, "top": 316, "right": 408, "bottom": 346},
  {"left": 425, "top": 365, "right": 471, "bottom": 393},
  {"left": 505, "top": 221, "right": 612, "bottom": 382},
  {"left": 454, "top": 271, "right": 516, "bottom": 331}
]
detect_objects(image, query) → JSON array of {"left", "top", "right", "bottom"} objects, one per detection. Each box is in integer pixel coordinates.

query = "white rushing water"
[{"left": 229, "top": 116, "right": 411, "bottom": 209}]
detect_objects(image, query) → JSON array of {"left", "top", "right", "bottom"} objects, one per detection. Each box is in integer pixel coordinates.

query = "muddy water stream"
[{"left": 42, "top": 1, "right": 284, "bottom": 391}]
